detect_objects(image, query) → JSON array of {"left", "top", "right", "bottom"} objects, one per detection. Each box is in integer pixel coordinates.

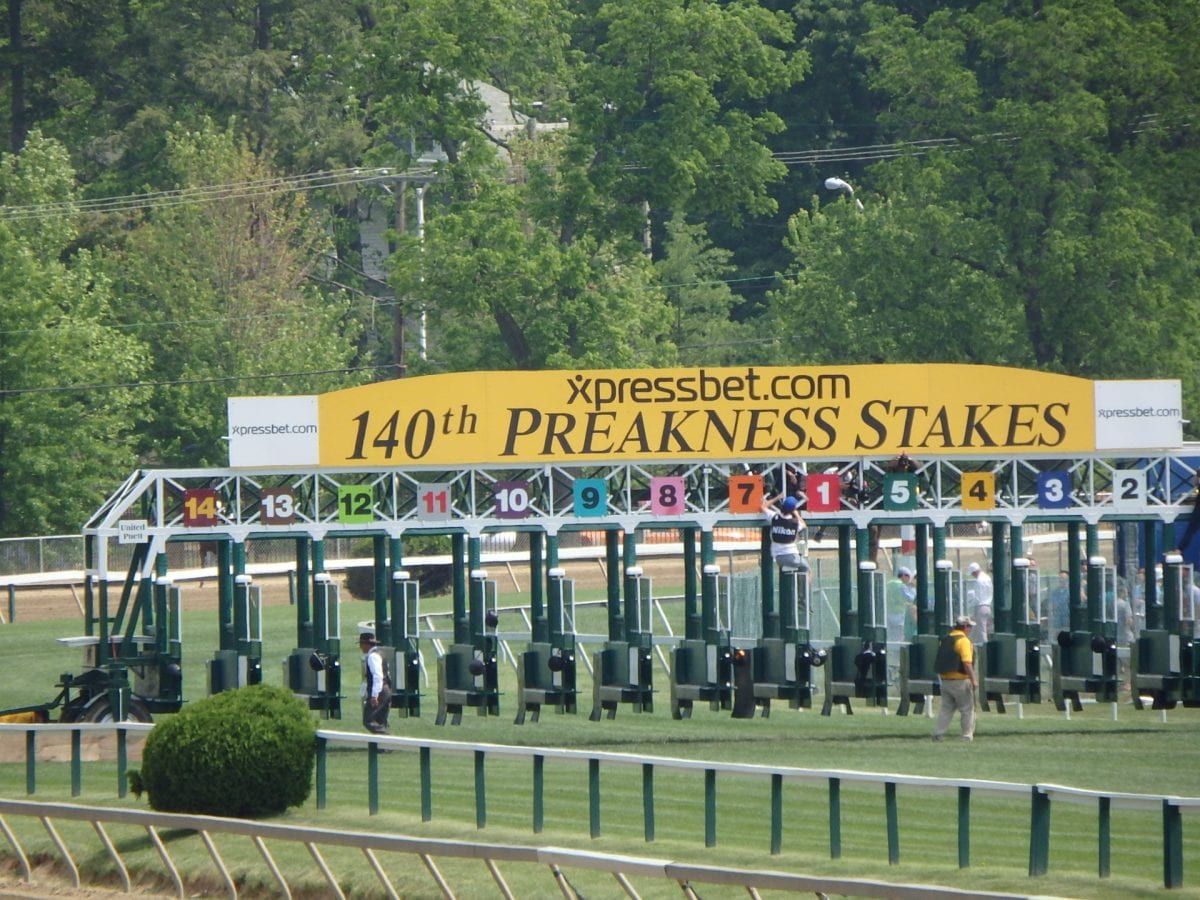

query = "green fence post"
[
  {"left": 25, "top": 730, "right": 35, "bottom": 795},
  {"left": 71, "top": 729, "right": 82, "bottom": 797},
  {"left": 1029, "top": 786, "right": 1050, "bottom": 876},
  {"left": 1098, "top": 796, "right": 1110, "bottom": 878},
  {"left": 533, "top": 755, "right": 544, "bottom": 834},
  {"left": 368, "top": 743, "right": 379, "bottom": 816},
  {"left": 885, "top": 781, "right": 899, "bottom": 864},
  {"left": 642, "top": 763, "right": 654, "bottom": 842},
  {"left": 770, "top": 773, "right": 783, "bottom": 855},
  {"left": 117, "top": 729, "right": 128, "bottom": 799},
  {"left": 315, "top": 737, "right": 327, "bottom": 810},
  {"left": 589, "top": 758, "right": 601, "bottom": 839},
  {"left": 474, "top": 750, "right": 487, "bottom": 828},
  {"left": 829, "top": 777, "right": 841, "bottom": 859},
  {"left": 8, "top": 584, "right": 15, "bottom": 622},
  {"left": 957, "top": 786, "right": 970, "bottom": 868},
  {"left": 1163, "top": 799, "right": 1183, "bottom": 889},
  {"left": 420, "top": 746, "right": 432, "bottom": 822},
  {"left": 704, "top": 768, "right": 717, "bottom": 848}
]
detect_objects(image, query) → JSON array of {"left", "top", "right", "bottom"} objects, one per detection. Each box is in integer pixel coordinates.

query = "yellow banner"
[{"left": 316, "top": 364, "right": 1095, "bottom": 466}]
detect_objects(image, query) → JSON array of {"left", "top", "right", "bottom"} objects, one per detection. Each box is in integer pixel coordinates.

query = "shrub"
[{"left": 136, "top": 684, "right": 316, "bottom": 818}]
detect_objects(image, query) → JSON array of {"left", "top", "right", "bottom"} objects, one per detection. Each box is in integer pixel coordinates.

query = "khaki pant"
[{"left": 934, "top": 677, "right": 975, "bottom": 740}]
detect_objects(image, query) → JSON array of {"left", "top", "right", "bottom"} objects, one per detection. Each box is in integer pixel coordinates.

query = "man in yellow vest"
[{"left": 933, "top": 615, "right": 977, "bottom": 742}]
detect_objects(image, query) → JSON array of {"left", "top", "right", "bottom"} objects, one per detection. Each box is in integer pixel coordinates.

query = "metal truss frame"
[{"left": 83, "top": 449, "right": 1200, "bottom": 578}]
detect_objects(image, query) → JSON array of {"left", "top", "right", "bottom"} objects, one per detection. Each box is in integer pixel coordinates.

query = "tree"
[
  {"left": 358, "top": 0, "right": 572, "bottom": 167},
  {"left": 563, "top": 0, "right": 806, "bottom": 247},
  {"left": 0, "top": 132, "right": 147, "bottom": 535},
  {"left": 655, "top": 212, "right": 756, "bottom": 365},
  {"left": 388, "top": 152, "right": 677, "bottom": 371},
  {"left": 767, "top": 0, "right": 1200, "bottom": 421},
  {"left": 106, "top": 121, "right": 362, "bottom": 466}
]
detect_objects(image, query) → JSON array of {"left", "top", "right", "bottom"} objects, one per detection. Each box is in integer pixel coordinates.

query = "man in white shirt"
[
  {"left": 359, "top": 632, "right": 392, "bottom": 735},
  {"left": 762, "top": 496, "right": 808, "bottom": 572},
  {"left": 967, "top": 562, "right": 993, "bottom": 638}
]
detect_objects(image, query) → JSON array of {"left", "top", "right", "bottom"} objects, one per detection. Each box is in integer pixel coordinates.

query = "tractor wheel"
[{"left": 80, "top": 695, "right": 153, "bottom": 724}]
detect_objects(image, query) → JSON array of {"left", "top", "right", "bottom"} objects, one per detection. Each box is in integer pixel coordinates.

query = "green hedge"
[{"left": 136, "top": 684, "right": 316, "bottom": 818}]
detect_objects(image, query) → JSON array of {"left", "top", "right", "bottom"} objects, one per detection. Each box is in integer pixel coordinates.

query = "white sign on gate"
[{"left": 118, "top": 519, "right": 148, "bottom": 544}]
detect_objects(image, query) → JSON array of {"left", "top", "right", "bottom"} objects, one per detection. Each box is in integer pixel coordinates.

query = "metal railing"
[
  {"left": 3, "top": 723, "right": 1196, "bottom": 890},
  {"left": 0, "top": 796, "right": 1036, "bottom": 899},
  {"left": 311, "top": 732, "right": 1200, "bottom": 889}
]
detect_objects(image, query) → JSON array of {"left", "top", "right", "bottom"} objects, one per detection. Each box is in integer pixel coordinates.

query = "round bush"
[{"left": 138, "top": 684, "right": 316, "bottom": 818}]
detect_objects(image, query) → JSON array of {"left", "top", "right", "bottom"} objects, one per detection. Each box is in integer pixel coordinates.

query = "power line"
[
  {"left": 0, "top": 166, "right": 426, "bottom": 221},
  {"left": 0, "top": 136, "right": 970, "bottom": 222}
]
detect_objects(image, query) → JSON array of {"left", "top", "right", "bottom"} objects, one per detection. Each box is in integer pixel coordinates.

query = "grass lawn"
[{"left": 1, "top": 591, "right": 1198, "bottom": 898}]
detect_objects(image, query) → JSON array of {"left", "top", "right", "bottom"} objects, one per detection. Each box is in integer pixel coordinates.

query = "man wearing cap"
[
  {"left": 967, "top": 562, "right": 993, "bottom": 639},
  {"left": 762, "top": 496, "right": 808, "bottom": 572},
  {"left": 358, "top": 632, "right": 392, "bottom": 735},
  {"left": 933, "top": 615, "right": 978, "bottom": 742}
]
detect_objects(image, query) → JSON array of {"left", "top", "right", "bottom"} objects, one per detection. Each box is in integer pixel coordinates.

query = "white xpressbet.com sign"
[
  {"left": 1093, "top": 380, "right": 1183, "bottom": 450},
  {"left": 227, "top": 396, "right": 319, "bottom": 467}
]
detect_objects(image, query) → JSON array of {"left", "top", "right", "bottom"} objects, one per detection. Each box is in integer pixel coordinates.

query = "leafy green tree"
[
  {"left": 358, "top": 0, "right": 571, "bottom": 167},
  {"left": 655, "top": 212, "right": 755, "bottom": 365},
  {"left": 564, "top": 0, "right": 807, "bottom": 246},
  {"left": 106, "top": 121, "right": 362, "bottom": 466},
  {"left": 389, "top": 151, "right": 677, "bottom": 371},
  {"left": 0, "top": 133, "right": 147, "bottom": 535},
  {"left": 767, "top": 0, "right": 1200, "bottom": 421}
]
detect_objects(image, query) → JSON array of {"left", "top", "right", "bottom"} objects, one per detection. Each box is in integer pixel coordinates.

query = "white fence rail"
[{"left": 0, "top": 796, "right": 1034, "bottom": 899}]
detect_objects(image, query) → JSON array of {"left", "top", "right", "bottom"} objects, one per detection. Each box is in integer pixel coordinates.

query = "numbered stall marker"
[
  {"left": 338, "top": 485, "right": 375, "bottom": 524},
  {"left": 417, "top": 482, "right": 453, "bottom": 521},
  {"left": 1112, "top": 470, "right": 1146, "bottom": 510},
  {"left": 728, "top": 474, "right": 763, "bottom": 513},
  {"left": 182, "top": 488, "right": 220, "bottom": 527},
  {"left": 573, "top": 478, "right": 608, "bottom": 518},
  {"left": 1036, "top": 472, "right": 1072, "bottom": 510},
  {"left": 961, "top": 472, "right": 996, "bottom": 511},
  {"left": 650, "top": 476, "right": 686, "bottom": 515},
  {"left": 883, "top": 473, "right": 919, "bottom": 511},
  {"left": 493, "top": 481, "right": 532, "bottom": 519},
  {"left": 805, "top": 472, "right": 841, "bottom": 513},
  {"left": 261, "top": 487, "right": 297, "bottom": 524}
]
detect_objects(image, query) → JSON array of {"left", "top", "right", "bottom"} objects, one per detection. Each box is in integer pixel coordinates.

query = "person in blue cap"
[{"left": 762, "top": 495, "right": 809, "bottom": 572}]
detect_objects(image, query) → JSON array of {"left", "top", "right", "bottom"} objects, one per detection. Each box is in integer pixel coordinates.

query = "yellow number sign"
[{"left": 961, "top": 472, "right": 996, "bottom": 510}]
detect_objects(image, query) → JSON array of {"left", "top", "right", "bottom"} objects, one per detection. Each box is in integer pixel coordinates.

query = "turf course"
[{"left": 0, "top": 590, "right": 1197, "bottom": 898}]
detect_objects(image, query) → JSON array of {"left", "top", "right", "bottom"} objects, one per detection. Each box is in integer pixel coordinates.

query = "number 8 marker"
[{"left": 650, "top": 476, "right": 685, "bottom": 515}]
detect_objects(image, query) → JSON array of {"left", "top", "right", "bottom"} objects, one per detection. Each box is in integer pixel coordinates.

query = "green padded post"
[
  {"left": 705, "top": 768, "right": 717, "bottom": 848},
  {"left": 533, "top": 755, "right": 544, "bottom": 833},
  {"left": 71, "top": 729, "right": 82, "bottom": 797},
  {"left": 829, "top": 777, "right": 842, "bottom": 859},
  {"left": 643, "top": 763, "right": 655, "bottom": 842},
  {"left": 420, "top": 746, "right": 432, "bottom": 821},
  {"left": 474, "top": 750, "right": 486, "bottom": 828},
  {"left": 589, "top": 758, "right": 601, "bottom": 838},
  {"left": 770, "top": 773, "right": 783, "bottom": 855},
  {"left": 957, "top": 786, "right": 970, "bottom": 868},
  {"left": 1029, "top": 786, "right": 1050, "bottom": 876},
  {"left": 368, "top": 742, "right": 380, "bottom": 815},
  {"left": 315, "top": 736, "right": 327, "bottom": 809},
  {"left": 885, "top": 781, "right": 899, "bottom": 864}
]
